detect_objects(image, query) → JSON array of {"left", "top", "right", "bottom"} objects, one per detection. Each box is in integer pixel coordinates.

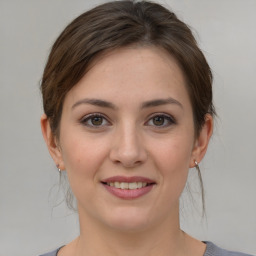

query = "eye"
[
  {"left": 146, "top": 114, "right": 176, "bottom": 128},
  {"left": 80, "top": 113, "right": 110, "bottom": 127}
]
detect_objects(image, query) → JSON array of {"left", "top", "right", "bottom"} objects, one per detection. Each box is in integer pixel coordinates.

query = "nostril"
[{"left": 109, "top": 140, "right": 148, "bottom": 168}]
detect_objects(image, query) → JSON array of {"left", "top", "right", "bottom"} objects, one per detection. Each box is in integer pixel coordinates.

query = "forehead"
[{"left": 64, "top": 46, "right": 191, "bottom": 109}]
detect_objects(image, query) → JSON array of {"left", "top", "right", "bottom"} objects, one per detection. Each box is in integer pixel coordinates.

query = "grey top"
[{"left": 39, "top": 241, "right": 254, "bottom": 256}]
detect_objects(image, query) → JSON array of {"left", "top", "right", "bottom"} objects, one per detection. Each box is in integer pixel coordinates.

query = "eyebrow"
[
  {"left": 72, "top": 97, "right": 183, "bottom": 110},
  {"left": 72, "top": 98, "right": 117, "bottom": 110},
  {"left": 141, "top": 98, "right": 183, "bottom": 109}
]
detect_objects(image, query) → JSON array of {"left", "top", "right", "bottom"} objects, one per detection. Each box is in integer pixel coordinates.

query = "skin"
[{"left": 41, "top": 46, "right": 213, "bottom": 256}]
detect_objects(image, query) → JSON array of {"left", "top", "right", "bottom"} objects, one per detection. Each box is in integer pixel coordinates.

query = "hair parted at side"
[{"left": 41, "top": 0, "right": 215, "bottom": 211}]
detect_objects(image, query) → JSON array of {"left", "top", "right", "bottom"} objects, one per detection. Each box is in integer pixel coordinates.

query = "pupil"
[
  {"left": 92, "top": 116, "right": 102, "bottom": 125},
  {"left": 153, "top": 116, "right": 164, "bottom": 126}
]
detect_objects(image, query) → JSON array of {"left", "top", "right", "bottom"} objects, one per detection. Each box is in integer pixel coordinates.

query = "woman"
[{"left": 39, "top": 1, "right": 253, "bottom": 255}]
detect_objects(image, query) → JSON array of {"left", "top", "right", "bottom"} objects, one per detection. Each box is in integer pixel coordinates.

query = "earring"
[
  {"left": 56, "top": 164, "right": 61, "bottom": 172},
  {"left": 194, "top": 160, "right": 199, "bottom": 171}
]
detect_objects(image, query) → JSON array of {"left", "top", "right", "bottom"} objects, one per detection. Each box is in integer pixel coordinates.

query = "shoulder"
[
  {"left": 204, "top": 241, "right": 254, "bottom": 256},
  {"left": 39, "top": 247, "right": 62, "bottom": 256},
  {"left": 38, "top": 242, "right": 255, "bottom": 256}
]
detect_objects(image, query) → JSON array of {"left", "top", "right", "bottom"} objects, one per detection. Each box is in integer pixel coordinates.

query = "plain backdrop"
[{"left": 0, "top": 1, "right": 255, "bottom": 255}]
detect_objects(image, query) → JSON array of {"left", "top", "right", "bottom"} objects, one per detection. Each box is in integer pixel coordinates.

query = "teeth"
[
  {"left": 128, "top": 182, "right": 137, "bottom": 189},
  {"left": 120, "top": 182, "right": 128, "bottom": 189},
  {"left": 107, "top": 182, "right": 148, "bottom": 190},
  {"left": 114, "top": 181, "right": 120, "bottom": 188}
]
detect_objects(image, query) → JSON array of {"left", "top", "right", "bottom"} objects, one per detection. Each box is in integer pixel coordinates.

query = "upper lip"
[{"left": 101, "top": 176, "right": 156, "bottom": 184}]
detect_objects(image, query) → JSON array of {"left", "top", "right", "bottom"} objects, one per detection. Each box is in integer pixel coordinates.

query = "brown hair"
[{"left": 41, "top": 0, "right": 215, "bottom": 212}]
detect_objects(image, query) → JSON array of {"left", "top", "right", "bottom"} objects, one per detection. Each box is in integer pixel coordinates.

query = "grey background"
[{"left": 0, "top": 0, "right": 255, "bottom": 255}]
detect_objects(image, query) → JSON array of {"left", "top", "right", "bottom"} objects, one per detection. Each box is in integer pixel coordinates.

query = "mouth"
[
  {"left": 102, "top": 181, "right": 153, "bottom": 190},
  {"left": 101, "top": 176, "right": 156, "bottom": 199}
]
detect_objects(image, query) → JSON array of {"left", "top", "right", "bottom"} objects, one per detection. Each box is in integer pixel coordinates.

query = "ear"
[
  {"left": 40, "top": 114, "right": 65, "bottom": 170},
  {"left": 189, "top": 114, "right": 213, "bottom": 168}
]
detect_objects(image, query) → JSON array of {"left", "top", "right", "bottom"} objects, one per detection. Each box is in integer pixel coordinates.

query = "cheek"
[
  {"left": 152, "top": 135, "right": 194, "bottom": 194},
  {"left": 154, "top": 133, "right": 193, "bottom": 169},
  {"left": 59, "top": 134, "right": 109, "bottom": 188},
  {"left": 158, "top": 144, "right": 190, "bottom": 184}
]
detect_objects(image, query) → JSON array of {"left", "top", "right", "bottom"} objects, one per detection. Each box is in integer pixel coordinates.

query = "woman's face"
[{"left": 44, "top": 47, "right": 211, "bottom": 232}]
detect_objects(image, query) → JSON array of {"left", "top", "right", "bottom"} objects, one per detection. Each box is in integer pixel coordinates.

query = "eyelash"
[
  {"left": 145, "top": 113, "right": 176, "bottom": 128},
  {"left": 80, "top": 113, "right": 176, "bottom": 128},
  {"left": 80, "top": 113, "right": 111, "bottom": 128}
]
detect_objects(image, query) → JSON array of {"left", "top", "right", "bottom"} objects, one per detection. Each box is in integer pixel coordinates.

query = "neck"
[{"left": 73, "top": 206, "right": 190, "bottom": 256}]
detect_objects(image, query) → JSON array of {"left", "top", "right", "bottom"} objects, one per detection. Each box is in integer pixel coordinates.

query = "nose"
[{"left": 109, "top": 124, "right": 147, "bottom": 168}]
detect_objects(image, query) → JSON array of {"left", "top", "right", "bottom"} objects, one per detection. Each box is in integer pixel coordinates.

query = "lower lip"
[{"left": 102, "top": 183, "right": 154, "bottom": 199}]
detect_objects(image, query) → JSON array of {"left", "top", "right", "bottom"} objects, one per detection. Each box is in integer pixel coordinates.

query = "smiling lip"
[
  {"left": 102, "top": 176, "right": 155, "bottom": 183},
  {"left": 101, "top": 176, "right": 156, "bottom": 200}
]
